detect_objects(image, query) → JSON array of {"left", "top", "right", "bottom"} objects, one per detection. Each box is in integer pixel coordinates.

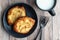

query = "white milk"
[{"left": 36, "top": 0, "right": 54, "bottom": 10}]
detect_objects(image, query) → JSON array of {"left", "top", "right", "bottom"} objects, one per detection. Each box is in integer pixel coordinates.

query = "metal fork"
[{"left": 34, "top": 16, "right": 49, "bottom": 40}]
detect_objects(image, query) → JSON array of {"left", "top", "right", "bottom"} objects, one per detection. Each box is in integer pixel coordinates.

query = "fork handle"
[
  {"left": 33, "top": 27, "right": 42, "bottom": 40},
  {"left": 39, "top": 29, "right": 42, "bottom": 40}
]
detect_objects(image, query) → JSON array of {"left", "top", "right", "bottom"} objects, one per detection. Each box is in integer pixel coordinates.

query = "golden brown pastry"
[
  {"left": 13, "top": 16, "right": 35, "bottom": 34},
  {"left": 7, "top": 6, "right": 26, "bottom": 25}
]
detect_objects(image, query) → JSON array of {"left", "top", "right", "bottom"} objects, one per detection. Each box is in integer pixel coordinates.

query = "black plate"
[{"left": 2, "top": 3, "right": 38, "bottom": 38}]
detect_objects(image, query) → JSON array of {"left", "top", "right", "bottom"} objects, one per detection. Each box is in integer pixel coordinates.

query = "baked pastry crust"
[
  {"left": 13, "top": 16, "right": 35, "bottom": 34},
  {"left": 7, "top": 6, "right": 26, "bottom": 25}
]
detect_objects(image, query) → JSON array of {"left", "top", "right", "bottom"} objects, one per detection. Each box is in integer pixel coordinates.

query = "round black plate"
[{"left": 2, "top": 3, "right": 38, "bottom": 38}]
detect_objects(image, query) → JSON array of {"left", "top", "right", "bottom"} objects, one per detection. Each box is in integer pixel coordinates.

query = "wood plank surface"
[
  {"left": 0, "top": 0, "right": 9, "bottom": 40},
  {"left": 44, "top": 12, "right": 53, "bottom": 40},
  {"left": 0, "top": 0, "right": 60, "bottom": 40},
  {"left": 53, "top": 0, "right": 60, "bottom": 40}
]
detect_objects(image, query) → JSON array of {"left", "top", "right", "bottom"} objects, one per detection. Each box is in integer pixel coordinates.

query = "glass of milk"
[{"left": 35, "top": 0, "right": 56, "bottom": 16}]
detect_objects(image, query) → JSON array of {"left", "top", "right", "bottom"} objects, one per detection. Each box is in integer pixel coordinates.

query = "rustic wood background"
[{"left": 0, "top": 0, "right": 60, "bottom": 40}]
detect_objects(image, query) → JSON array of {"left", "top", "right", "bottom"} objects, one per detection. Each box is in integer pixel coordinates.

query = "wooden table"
[{"left": 0, "top": 0, "right": 60, "bottom": 40}]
